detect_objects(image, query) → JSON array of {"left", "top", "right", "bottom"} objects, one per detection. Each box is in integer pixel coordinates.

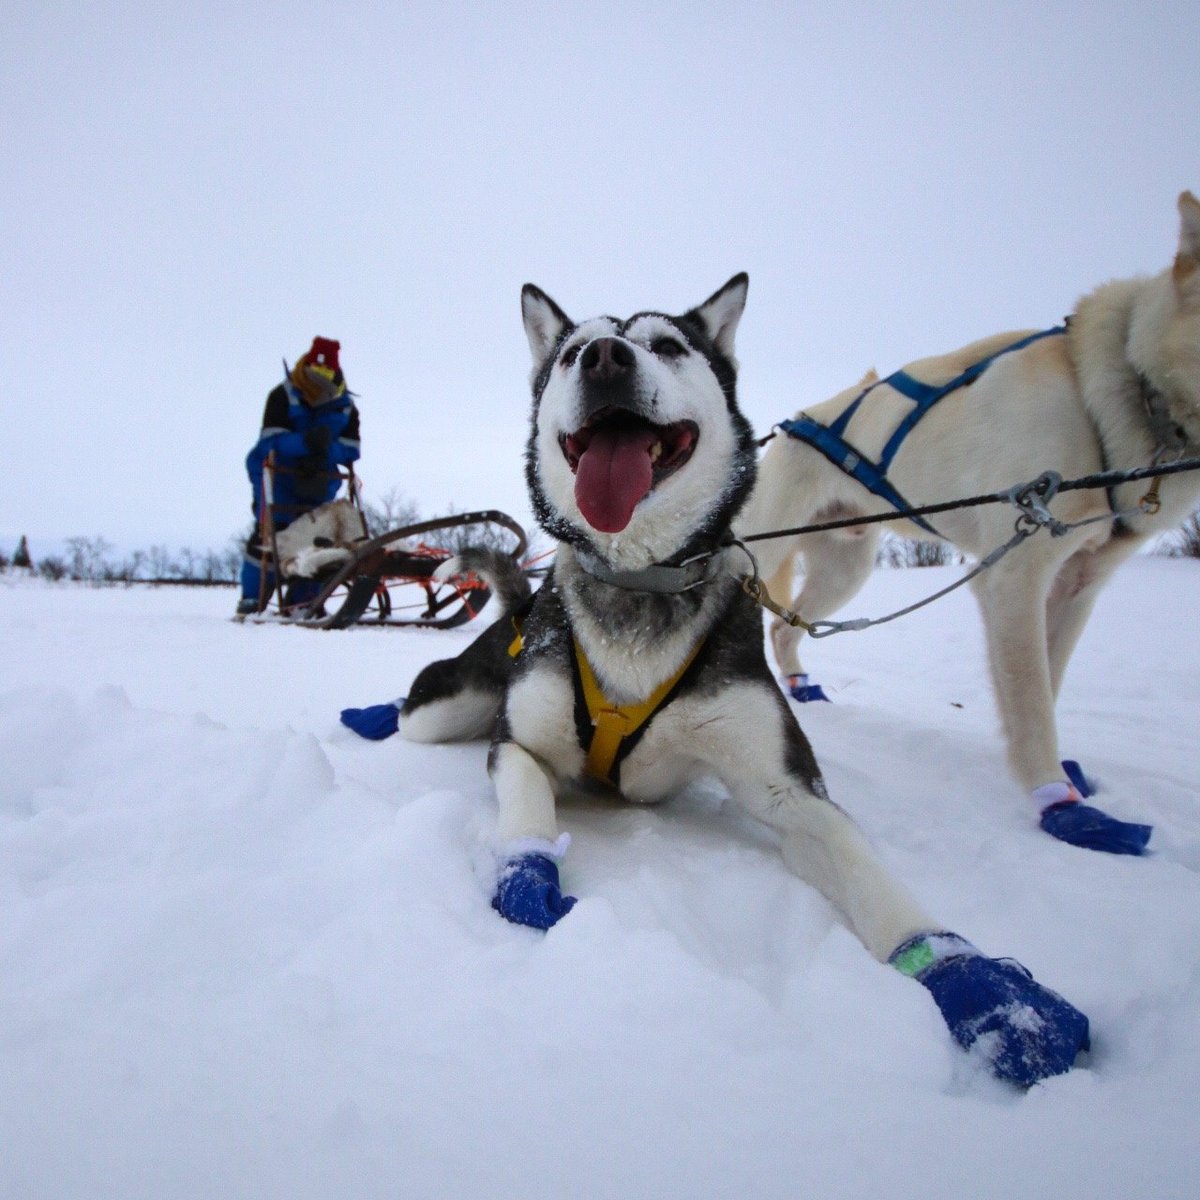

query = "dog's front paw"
[
  {"left": 1039, "top": 800, "right": 1152, "bottom": 855},
  {"left": 339, "top": 701, "right": 403, "bottom": 740},
  {"left": 492, "top": 852, "right": 577, "bottom": 930},
  {"left": 892, "top": 933, "right": 1090, "bottom": 1088}
]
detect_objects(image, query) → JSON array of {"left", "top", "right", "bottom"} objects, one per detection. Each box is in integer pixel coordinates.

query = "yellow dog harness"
[{"left": 507, "top": 618, "right": 704, "bottom": 785}]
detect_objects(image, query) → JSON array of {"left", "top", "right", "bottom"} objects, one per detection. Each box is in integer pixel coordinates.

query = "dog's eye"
[
  {"left": 651, "top": 337, "right": 687, "bottom": 359},
  {"left": 560, "top": 343, "right": 582, "bottom": 368}
]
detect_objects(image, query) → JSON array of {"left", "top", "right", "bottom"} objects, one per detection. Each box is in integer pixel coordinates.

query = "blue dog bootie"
[
  {"left": 1033, "top": 760, "right": 1152, "bottom": 856},
  {"left": 783, "top": 673, "right": 830, "bottom": 703},
  {"left": 340, "top": 699, "right": 404, "bottom": 741},
  {"left": 891, "top": 932, "right": 1090, "bottom": 1088},
  {"left": 492, "top": 835, "right": 576, "bottom": 931}
]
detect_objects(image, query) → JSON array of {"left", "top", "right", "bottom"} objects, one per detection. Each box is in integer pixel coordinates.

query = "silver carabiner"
[{"left": 1008, "top": 471, "right": 1068, "bottom": 536}]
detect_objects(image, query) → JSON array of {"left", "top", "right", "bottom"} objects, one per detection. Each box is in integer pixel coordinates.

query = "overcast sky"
[{"left": 3, "top": 1, "right": 1197, "bottom": 554}]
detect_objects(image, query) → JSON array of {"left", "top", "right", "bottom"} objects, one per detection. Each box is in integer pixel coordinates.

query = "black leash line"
[{"left": 739, "top": 456, "right": 1200, "bottom": 545}]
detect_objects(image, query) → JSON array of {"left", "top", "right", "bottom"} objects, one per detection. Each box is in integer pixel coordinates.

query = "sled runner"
[{"left": 245, "top": 456, "right": 529, "bottom": 630}]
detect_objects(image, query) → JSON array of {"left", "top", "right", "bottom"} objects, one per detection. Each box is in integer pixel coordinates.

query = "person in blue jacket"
[{"left": 237, "top": 336, "right": 361, "bottom": 614}]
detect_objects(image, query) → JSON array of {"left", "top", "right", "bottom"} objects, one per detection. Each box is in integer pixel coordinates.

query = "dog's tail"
[{"left": 433, "top": 547, "right": 532, "bottom": 616}]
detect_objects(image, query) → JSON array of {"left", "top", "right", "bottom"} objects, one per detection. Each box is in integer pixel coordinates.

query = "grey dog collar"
[{"left": 574, "top": 545, "right": 728, "bottom": 594}]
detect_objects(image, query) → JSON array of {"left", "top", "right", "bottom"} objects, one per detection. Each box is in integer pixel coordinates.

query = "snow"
[{"left": 2, "top": 560, "right": 1198, "bottom": 1200}]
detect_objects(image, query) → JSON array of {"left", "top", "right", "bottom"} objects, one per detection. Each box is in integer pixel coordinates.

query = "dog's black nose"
[{"left": 580, "top": 337, "right": 634, "bottom": 384}]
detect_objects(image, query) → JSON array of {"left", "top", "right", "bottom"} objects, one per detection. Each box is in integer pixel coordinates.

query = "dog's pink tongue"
[{"left": 574, "top": 425, "right": 658, "bottom": 533}]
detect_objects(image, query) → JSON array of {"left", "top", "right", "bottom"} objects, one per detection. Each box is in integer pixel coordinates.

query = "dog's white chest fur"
[{"left": 504, "top": 661, "right": 716, "bottom": 800}]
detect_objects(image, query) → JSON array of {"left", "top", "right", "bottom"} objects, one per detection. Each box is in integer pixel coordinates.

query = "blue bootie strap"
[{"left": 1060, "top": 759, "right": 1094, "bottom": 799}]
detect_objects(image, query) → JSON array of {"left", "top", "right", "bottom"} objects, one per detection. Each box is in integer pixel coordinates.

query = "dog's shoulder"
[{"left": 682, "top": 583, "right": 773, "bottom": 692}]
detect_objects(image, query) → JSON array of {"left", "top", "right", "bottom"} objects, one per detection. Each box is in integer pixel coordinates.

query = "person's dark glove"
[
  {"left": 293, "top": 454, "right": 328, "bottom": 500},
  {"left": 304, "top": 425, "right": 333, "bottom": 454}
]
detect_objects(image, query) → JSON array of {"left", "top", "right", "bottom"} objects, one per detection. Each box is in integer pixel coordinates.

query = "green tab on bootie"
[{"left": 890, "top": 932, "right": 975, "bottom": 977}]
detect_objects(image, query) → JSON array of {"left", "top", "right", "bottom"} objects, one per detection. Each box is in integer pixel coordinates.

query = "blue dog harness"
[{"left": 779, "top": 326, "right": 1067, "bottom": 535}]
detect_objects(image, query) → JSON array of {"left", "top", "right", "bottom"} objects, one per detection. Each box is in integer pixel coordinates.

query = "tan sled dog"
[{"left": 739, "top": 191, "right": 1200, "bottom": 853}]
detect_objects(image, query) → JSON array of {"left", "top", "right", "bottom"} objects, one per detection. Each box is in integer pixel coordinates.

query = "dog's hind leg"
[
  {"left": 400, "top": 685, "right": 502, "bottom": 743},
  {"left": 1045, "top": 535, "right": 1140, "bottom": 698},
  {"left": 974, "top": 546, "right": 1152, "bottom": 853},
  {"left": 399, "top": 615, "right": 518, "bottom": 743},
  {"left": 762, "top": 549, "right": 803, "bottom": 675},
  {"left": 770, "top": 527, "right": 879, "bottom": 693},
  {"left": 1038, "top": 535, "right": 1154, "bottom": 854}
]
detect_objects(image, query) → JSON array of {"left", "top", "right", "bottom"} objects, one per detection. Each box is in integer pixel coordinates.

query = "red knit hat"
[{"left": 305, "top": 336, "right": 341, "bottom": 373}]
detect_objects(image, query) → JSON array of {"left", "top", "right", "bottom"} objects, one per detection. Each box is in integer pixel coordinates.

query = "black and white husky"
[{"left": 394, "top": 275, "right": 1089, "bottom": 1086}]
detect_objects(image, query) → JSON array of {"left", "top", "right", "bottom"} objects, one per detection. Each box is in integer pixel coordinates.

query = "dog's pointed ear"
[
  {"left": 688, "top": 273, "right": 749, "bottom": 359},
  {"left": 1174, "top": 191, "right": 1200, "bottom": 287},
  {"left": 522, "top": 284, "right": 572, "bottom": 364}
]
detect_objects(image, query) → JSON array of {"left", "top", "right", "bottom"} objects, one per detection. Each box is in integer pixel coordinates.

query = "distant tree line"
[
  {"left": 876, "top": 535, "right": 963, "bottom": 569},
  {"left": 3, "top": 498, "right": 1196, "bottom": 584},
  {"left": 0, "top": 534, "right": 246, "bottom": 585},
  {"left": 0, "top": 484, "right": 527, "bottom": 587}
]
